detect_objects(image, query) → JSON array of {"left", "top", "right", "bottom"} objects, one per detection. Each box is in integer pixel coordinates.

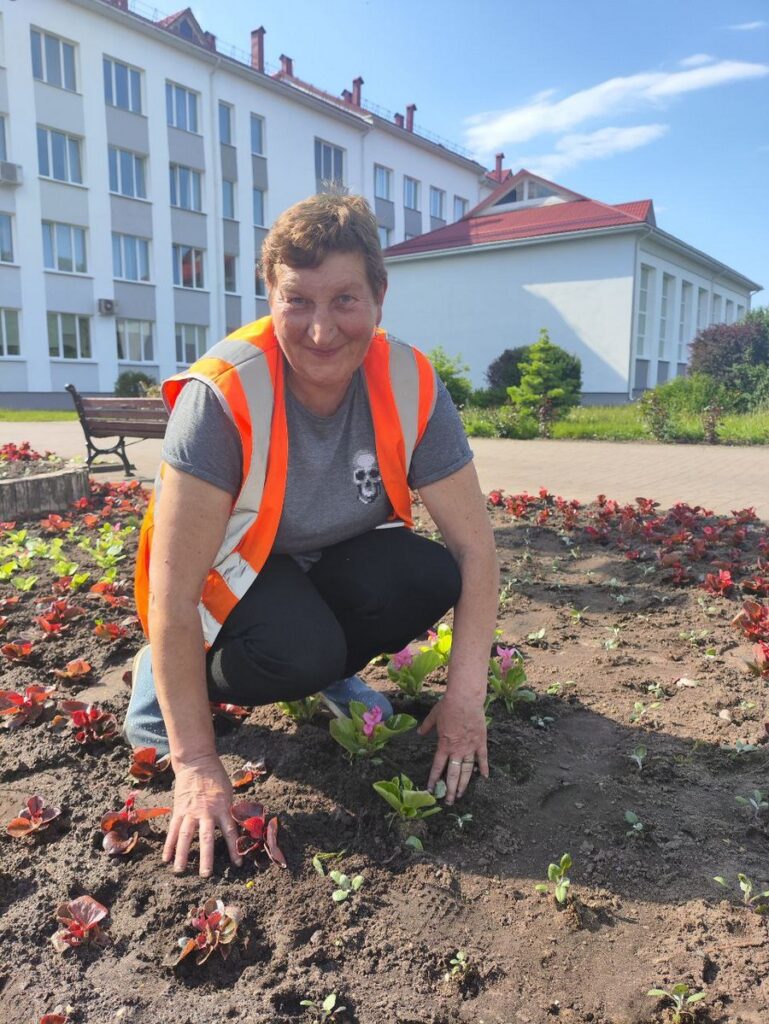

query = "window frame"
[
  {"left": 175, "top": 322, "right": 207, "bottom": 365},
  {"left": 222, "top": 179, "right": 236, "bottom": 220},
  {"left": 374, "top": 164, "right": 392, "bottom": 201},
  {"left": 108, "top": 145, "right": 147, "bottom": 199},
  {"left": 404, "top": 176, "right": 420, "bottom": 211},
  {"left": 678, "top": 281, "right": 692, "bottom": 362},
  {"left": 252, "top": 188, "right": 265, "bottom": 227},
  {"left": 42, "top": 220, "right": 88, "bottom": 275},
  {"left": 31, "top": 28, "right": 77, "bottom": 92},
  {"left": 103, "top": 56, "right": 142, "bottom": 114},
  {"left": 116, "top": 317, "right": 154, "bottom": 363},
  {"left": 453, "top": 195, "right": 468, "bottom": 221},
  {"left": 112, "top": 232, "right": 150, "bottom": 283},
  {"left": 658, "top": 273, "right": 674, "bottom": 357},
  {"left": 429, "top": 186, "right": 445, "bottom": 220},
  {"left": 0, "top": 115, "right": 7, "bottom": 163},
  {"left": 636, "top": 264, "right": 653, "bottom": 357},
  {"left": 223, "top": 253, "right": 238, "bottom": 294},
  {"left": 0, "top": 213, "right": 14, "bottom": 264},
  {"left": 314, "top": 137, "right": 345, "bottom": 190},
  {"left": 37, "top": 126, "right": 83, "bottom": 185},
  {"left": 165, "top": 81, "right": 199, "bottom": 134},
  {"left": 218, "top": 101, "right": 233, "bottom": 145},
  {"left": 169, "top": 163, "right": 202, "bottom": 212},
  {"left": 377, "top": 225, "right": 391, "bottom": 249},
  {"left": 254, "top": 269, "right": 267, "bottom": 299},
  {"left": 250, "top": 113, "right": 265, "bottom": 156},
  {"left": 47, "top": 311, "right": 91, "bottom": 360},
  {"left": 0, "top": 308, "right": 21, "bottom": 358},
  {"left": 172, "top": 244, "right": 205, "bottom": 290}
]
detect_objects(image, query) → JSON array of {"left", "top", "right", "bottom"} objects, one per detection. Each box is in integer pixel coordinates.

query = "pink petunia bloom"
[
  {"left": 362, "top": 706, "right": 384, "bottom": 737},
  {"left": 497, "top": 645, "right": 519, "bottom": 674},
  {"left": 390, "top": 647, "right": 413, "bottom": 671}
]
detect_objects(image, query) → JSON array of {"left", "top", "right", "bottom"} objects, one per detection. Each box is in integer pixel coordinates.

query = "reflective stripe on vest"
[{"left": 134, "top": 316, "right": 435, "bottom": 647}]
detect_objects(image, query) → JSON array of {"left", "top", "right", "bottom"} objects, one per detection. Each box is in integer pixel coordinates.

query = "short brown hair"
[{"left": 260, "top": 193, "right": 387, "bottom": 298}]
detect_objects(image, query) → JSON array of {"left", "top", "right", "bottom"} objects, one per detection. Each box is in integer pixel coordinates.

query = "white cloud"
[
  {"left": 679, "top": 54, "right": 715, "bottom": 67},
  {"left": 728, "top": 20, "right": 767, "bottom": 30},
  {"left": 516, "top": 124, "right": 669, "bottom": 178},
  {"left": 464, "top": 59, "right": 769, "bottom": 155}
]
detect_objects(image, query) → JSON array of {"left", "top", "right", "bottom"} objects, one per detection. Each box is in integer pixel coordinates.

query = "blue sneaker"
[
  {"left": 320, "top": 675, "right": 393, "bottom": 721},
  {"left": 123, "top": 644, "right": 170, "bottom": 756}
]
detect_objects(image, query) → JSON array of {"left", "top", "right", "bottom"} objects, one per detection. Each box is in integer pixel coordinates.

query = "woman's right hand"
[{"left": 163, "top": 751, "right": 243, "bottom": 877}]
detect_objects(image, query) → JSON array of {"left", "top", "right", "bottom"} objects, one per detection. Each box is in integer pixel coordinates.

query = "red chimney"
[
  {"left": 394, "top": 113, "right": 404, "bottom": 128},
  {"left": 352, "top": 76, "right": 363, "bottom": 106},
  {"left": 495, "top": 152, "right": 505, "bottom": 179},
  {"left": 251, "top": 27, "right": 265, "bottom": 73},
  {"left": 406, "top": 104, "right": 417, "bottom": 132},
  {"left": 341, "top": 89, "right": 352, "bottom": 103},
  {"left": 279, "top": 54, "right": 293, "bottom": 76}
]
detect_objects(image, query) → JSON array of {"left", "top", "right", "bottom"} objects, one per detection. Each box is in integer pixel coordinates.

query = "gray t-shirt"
[{"left": 162, "top": 363, "right": 472, "bottom": 564}]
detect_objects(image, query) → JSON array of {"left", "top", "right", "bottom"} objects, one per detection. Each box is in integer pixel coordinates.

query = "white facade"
[{"left": 0, "top": 0, "right": 492, "bottom": 402}]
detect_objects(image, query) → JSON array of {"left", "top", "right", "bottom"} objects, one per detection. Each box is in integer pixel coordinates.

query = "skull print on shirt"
[{"left": 352, "top": 450, "right": 382, "bottom": 505}]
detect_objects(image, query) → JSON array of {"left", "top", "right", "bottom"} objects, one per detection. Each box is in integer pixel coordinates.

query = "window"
[
  {"left": 658, "top": 274, "right": 674, "bottom": 357},
  {"left": 169, "top": 164, "right": 202, "bottom": 212},
  {"left": 374, "top": 165, "right": 391, "bottom": 201},
  {"left": 252, "top": 188, "right": 265, "bottom": 227},
  {"left": 0, "top": 214, "right": 13, "bottom": 263},
  {"left": 526, "top": 181, "right": 556, "bottom": 200},
  {"left": 31, "top": 29, "right": 76, "bottom": 91},
  {"left": 0, "top": 309, "right": 20, "bottom": 357},
  {"left": 737, "top": 304, "right": 746, "bottom": 321},
  {"left": 255, "top": 270, "right": 266, "bottom": 298},
  {"left": 404, "top": 176, "right": 420, "bottom": 210},
  {"left": 116, "top": 318, "right": 154, "bottom": 362},
  {"left": 108, "top": 146, "right": 146, "bottom": 199},
  {"left": 0, "top": 116, "right": 6, "bottom": 162},
  {"left": 697, "top": 288, "right": 708, "bottom": 332},
  {"left": 377, "top": 225, "right": 391, "bottom": 249},
  {"left": 314, "top": 138, "right": 344, "bottom": 190},
  {"left": 725, "top": 299, "right": 734, "bottom": 324},
  {"left": 636, "top": 264, "right": 652, "bottom": 356},
  {"left": 224, "top": 254, "right": 237, "bottom": 293},
  {"left": 712, "top": 293, "right": 722, "bottom": 324},
  {"left": 172, "top": 244, "right": 204, "bottom": 289},
  {"left": 175, "top": 323, "right": 206, "bottom": 364},
  {"left": 112, "top": 233, "right": 150, "bottom": 282},
  {"left": 429, "top": 187, "right": 445, "bottom": 220},
  {"left": 453, "top": 196, "right": 468, "bottom": 221},
  {"left": 47, "top": 312, "right": 91, "bottom": 359},
  {"left": 219, "top": 102, "right": 232, "bottom": 145},
  {"left": 166, "top": 81, "right": 198, "bottom": 133},
  {"left": 677, "top": 281, "right": 692, "bottom": 362},
  {"left": 103, "top": 57, "right": 141, "bottom": 113},
  {"left": 250, "top": 114, "right": 264, "bottom": 156},
  {"left": 37, "top": 127, "right": 82, "bottom": 184},
  {"left": 222, "top": 179, "right": 235, "bottom": 219},
  {"left": 42, "top": 221, "right": 87, "bottom": 274},
  {"left": 404, "top": 233, "right": 417, "bottom": 241}
]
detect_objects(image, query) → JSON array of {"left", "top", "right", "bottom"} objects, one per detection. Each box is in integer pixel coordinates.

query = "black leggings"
[{"left": 205, "top": 528, "right": 462, "bottom": 706}]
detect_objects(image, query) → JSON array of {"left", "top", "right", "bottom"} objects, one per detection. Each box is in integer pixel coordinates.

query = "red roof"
[{"left": 385, "top": 188, "right": 655, "bottom": 258}]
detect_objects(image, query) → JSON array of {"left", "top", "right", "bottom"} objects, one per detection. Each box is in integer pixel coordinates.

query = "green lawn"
[{"left": 0, "top": 409, "right": 78, "bottom": 421}]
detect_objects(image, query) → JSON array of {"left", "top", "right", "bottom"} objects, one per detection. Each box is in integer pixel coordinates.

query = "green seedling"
[
  {"left": 276, "top": 695, "right": 321, "bottom": 723},
  {"left": 526, "top": 626, "right": 547, "bottom": 645},
  {"left": 646, "top": 681, "right": 667, "bottom": 700},
  {"left": 449, "top": 812, "right": 473, "bottom": 831},
  {"left": 329, "top": 870, "right": 364, "bottom": 903},
  {"left": 569, "top": 606, "right": 589, "bottom": 623},
  {"left": 629, "top": 745, "right": 647, "bottom": 771},
  {"left": 498, "top": 578, "right": 516, "bottom": 612},
  {"left": 735, "top": 790, "right": 768, "bottom": 821},
  {"left": 532, "top": 714, "right": 555, "bottom": 729},
  {"left": 647, "top": 983, "right": 706, "bottom": 1023},
  {"left": 487, "top": 647, "right": 535, "bottom": 713},
  {"left": 372, "top": 774, "right": 441, "bottom": 823},
  {"left": 624, "top": 810, "right": 645, "bottom": 838},
  {"left": 630, "top": 700, "right": 660, "bottom": 724},
  {"left": 723, "top": 739, "right": 758, "bottom": 756},
  {"left": 11, "top": 575, "right": 37, "bottom": 592},
  {"left": 52, "top": 559, "right": 78, "bottom": 578},
  {"left": 603, "top": 626, "right": 622, "bottom": 650},
  {"left": 329, "top": 700, "right": 416, "bottom": 758},
  {"left": 445, "top": 949, "right": 470, "bottom": 981},
  {"left": 421, "top": 622, "right": 453, "bottom": 664},
  {"left": 679, "top": 628, "right": 710, "bottom": 646},
  {"left": 714, "top": 873, "right": 769, "bottom": 913},
  {"left": 70, "top": 571, "right": 91, "bottom": 591},
  {"left": 546, "top": 679, "right": 575, "bottom": 696},
  {"left": 311, "top": 850, "right": 346, "bottom": 876},
  {"left": 404, "top": 835, "right": 424, "bottom": 852},
  {"left": 386, "top": 646, "right": 443, "bottom": 698},
  {"left": 535, "top": 853, "right": 572, "bottom": 904},
  {"left": 299, "top": 992, "right": 346, "bottom": 1023},
  {"left": 696, "top": 594, "right": 718, "bottom": 617}
]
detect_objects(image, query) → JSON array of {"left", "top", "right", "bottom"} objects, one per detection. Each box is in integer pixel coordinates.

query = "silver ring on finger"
[{"left": 449, "top": 758, "right": 463, "bottom": 766}]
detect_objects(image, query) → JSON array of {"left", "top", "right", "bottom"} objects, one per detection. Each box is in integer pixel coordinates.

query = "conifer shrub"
[{"left": 506, "top": 329, "right": 581, "bottom": 436}]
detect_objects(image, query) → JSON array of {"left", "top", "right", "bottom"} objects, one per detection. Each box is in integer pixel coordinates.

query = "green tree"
[
  {"left": 427, "top": 346, "right": 473, "bottom": 408},
  {"left": 506, "top": 329, "right": 581, "bottom": 436}
]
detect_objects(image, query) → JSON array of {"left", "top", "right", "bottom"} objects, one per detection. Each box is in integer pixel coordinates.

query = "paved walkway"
[{"left": 2, "top": 421, "right": 767, "bottom": 518}]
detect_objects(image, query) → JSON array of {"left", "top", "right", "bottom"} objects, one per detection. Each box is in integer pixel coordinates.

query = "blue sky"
[{"left": 187, "top": 0, "right": 769, "bottom": 301}]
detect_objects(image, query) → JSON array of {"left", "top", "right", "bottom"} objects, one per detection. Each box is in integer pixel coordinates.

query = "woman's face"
[{"left": 269, "top": 250, "right": 386, "bottom": 415}]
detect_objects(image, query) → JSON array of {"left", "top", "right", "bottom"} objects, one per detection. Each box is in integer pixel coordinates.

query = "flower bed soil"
[{"left": 1, "top": 483, "right": 769, "bottom": 1024}]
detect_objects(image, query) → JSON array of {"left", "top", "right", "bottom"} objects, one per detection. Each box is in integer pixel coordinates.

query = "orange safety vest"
[{"left": 135, "top": 315, "right": 436, "bottom": 647}]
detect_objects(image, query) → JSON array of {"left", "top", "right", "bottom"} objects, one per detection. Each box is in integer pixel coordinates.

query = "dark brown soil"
[{"left": 1, "top": 483, "right": 768, "bottom": 1024}]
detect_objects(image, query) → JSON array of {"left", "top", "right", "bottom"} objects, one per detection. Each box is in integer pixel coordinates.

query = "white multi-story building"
[{"left": 0, "top": 0, "right": 494, "bottom": 405}]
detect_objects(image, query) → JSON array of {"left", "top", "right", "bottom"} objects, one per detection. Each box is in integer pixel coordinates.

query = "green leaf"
[
  {"left": 547, "top": 863, "right": 559, "bottom": 881},
  {"left": 434, "top": 780, "right": 447, "bottom": 799},
  {"left": 405, "top": 835, "right": 424, "bottom": 852},
  {"left": 686, "top": 992, "right": 706, "bottom": 1004},
  {"left": 713, "top": 876, "right": 728, "bottom": 887},
  {"left": 332, "top": 889, "right": 348, "bottom": 902},
  {"left": 534, "top": 883, "right": 548, "bottom": 893},
  {"left": 322, "top": 994, "right": 337, "bottom": 1012},
  {"left": 351, "top": 875, "right": 364, "bottom": 890},
  {"left": 647, "top": 989, "right": 668, "bottom": 997}
]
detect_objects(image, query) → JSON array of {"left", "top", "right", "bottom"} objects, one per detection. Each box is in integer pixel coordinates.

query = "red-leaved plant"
[
  {"left": 0, "top": 684, "right": 57, "bottom": 728},
  {"left": 174, "top": 898, "right": 243, "bottom": 966},
  {"left": 129, "top": 746, "right": 172, "bottom": 782},
  {"left": 209, "top": 701, "right": 251, "bottom": 722},
  {"left": 40, "top": 1007, "right": 73, "bottom": 1024},
  {"left": 51, "top": 895, "right": 110, "bottom": 953},
  {"left": 231, "top": 759, "right": 268, "bottom": 789},
  {"left": 56, "top": 701, "right": 120, "bottom": 744},
  {"left": 0, "top": 641, "right": 34, "bottom": 662},
  {"left": 230, "top": 801, "right": 287, "bottom": 867},
  {"left": 6, "top": 795, "right": 61, "bottom": 838},
  {"left": 100, "top": 791, "right": 170, "bottom": 855},
  {"left": 52, "top": 659, "right": 93, "bottom": 681}
]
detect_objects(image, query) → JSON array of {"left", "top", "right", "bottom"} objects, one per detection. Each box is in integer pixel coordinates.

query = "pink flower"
[
  {"left": 390, "top": 647, "right": 413, "bottom": 671},
  {"left": 362, "top": 706, "right": 383, "bottom": 737},
  {"left": 497, "top": 645, "right": 519, "bottom": 674}
]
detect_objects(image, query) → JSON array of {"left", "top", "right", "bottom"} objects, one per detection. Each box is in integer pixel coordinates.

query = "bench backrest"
[{"left": 66, "top": 384, "right": 168, "bottom": 438}]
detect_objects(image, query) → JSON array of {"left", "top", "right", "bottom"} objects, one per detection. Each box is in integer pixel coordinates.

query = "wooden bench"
[{"left": 66, "top": 383, "right": 168, "bottom": 476}]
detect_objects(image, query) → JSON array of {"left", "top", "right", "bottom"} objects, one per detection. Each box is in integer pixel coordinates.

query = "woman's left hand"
[{"left": 417, "top": 691, "right": 489, "bottom": 804}]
